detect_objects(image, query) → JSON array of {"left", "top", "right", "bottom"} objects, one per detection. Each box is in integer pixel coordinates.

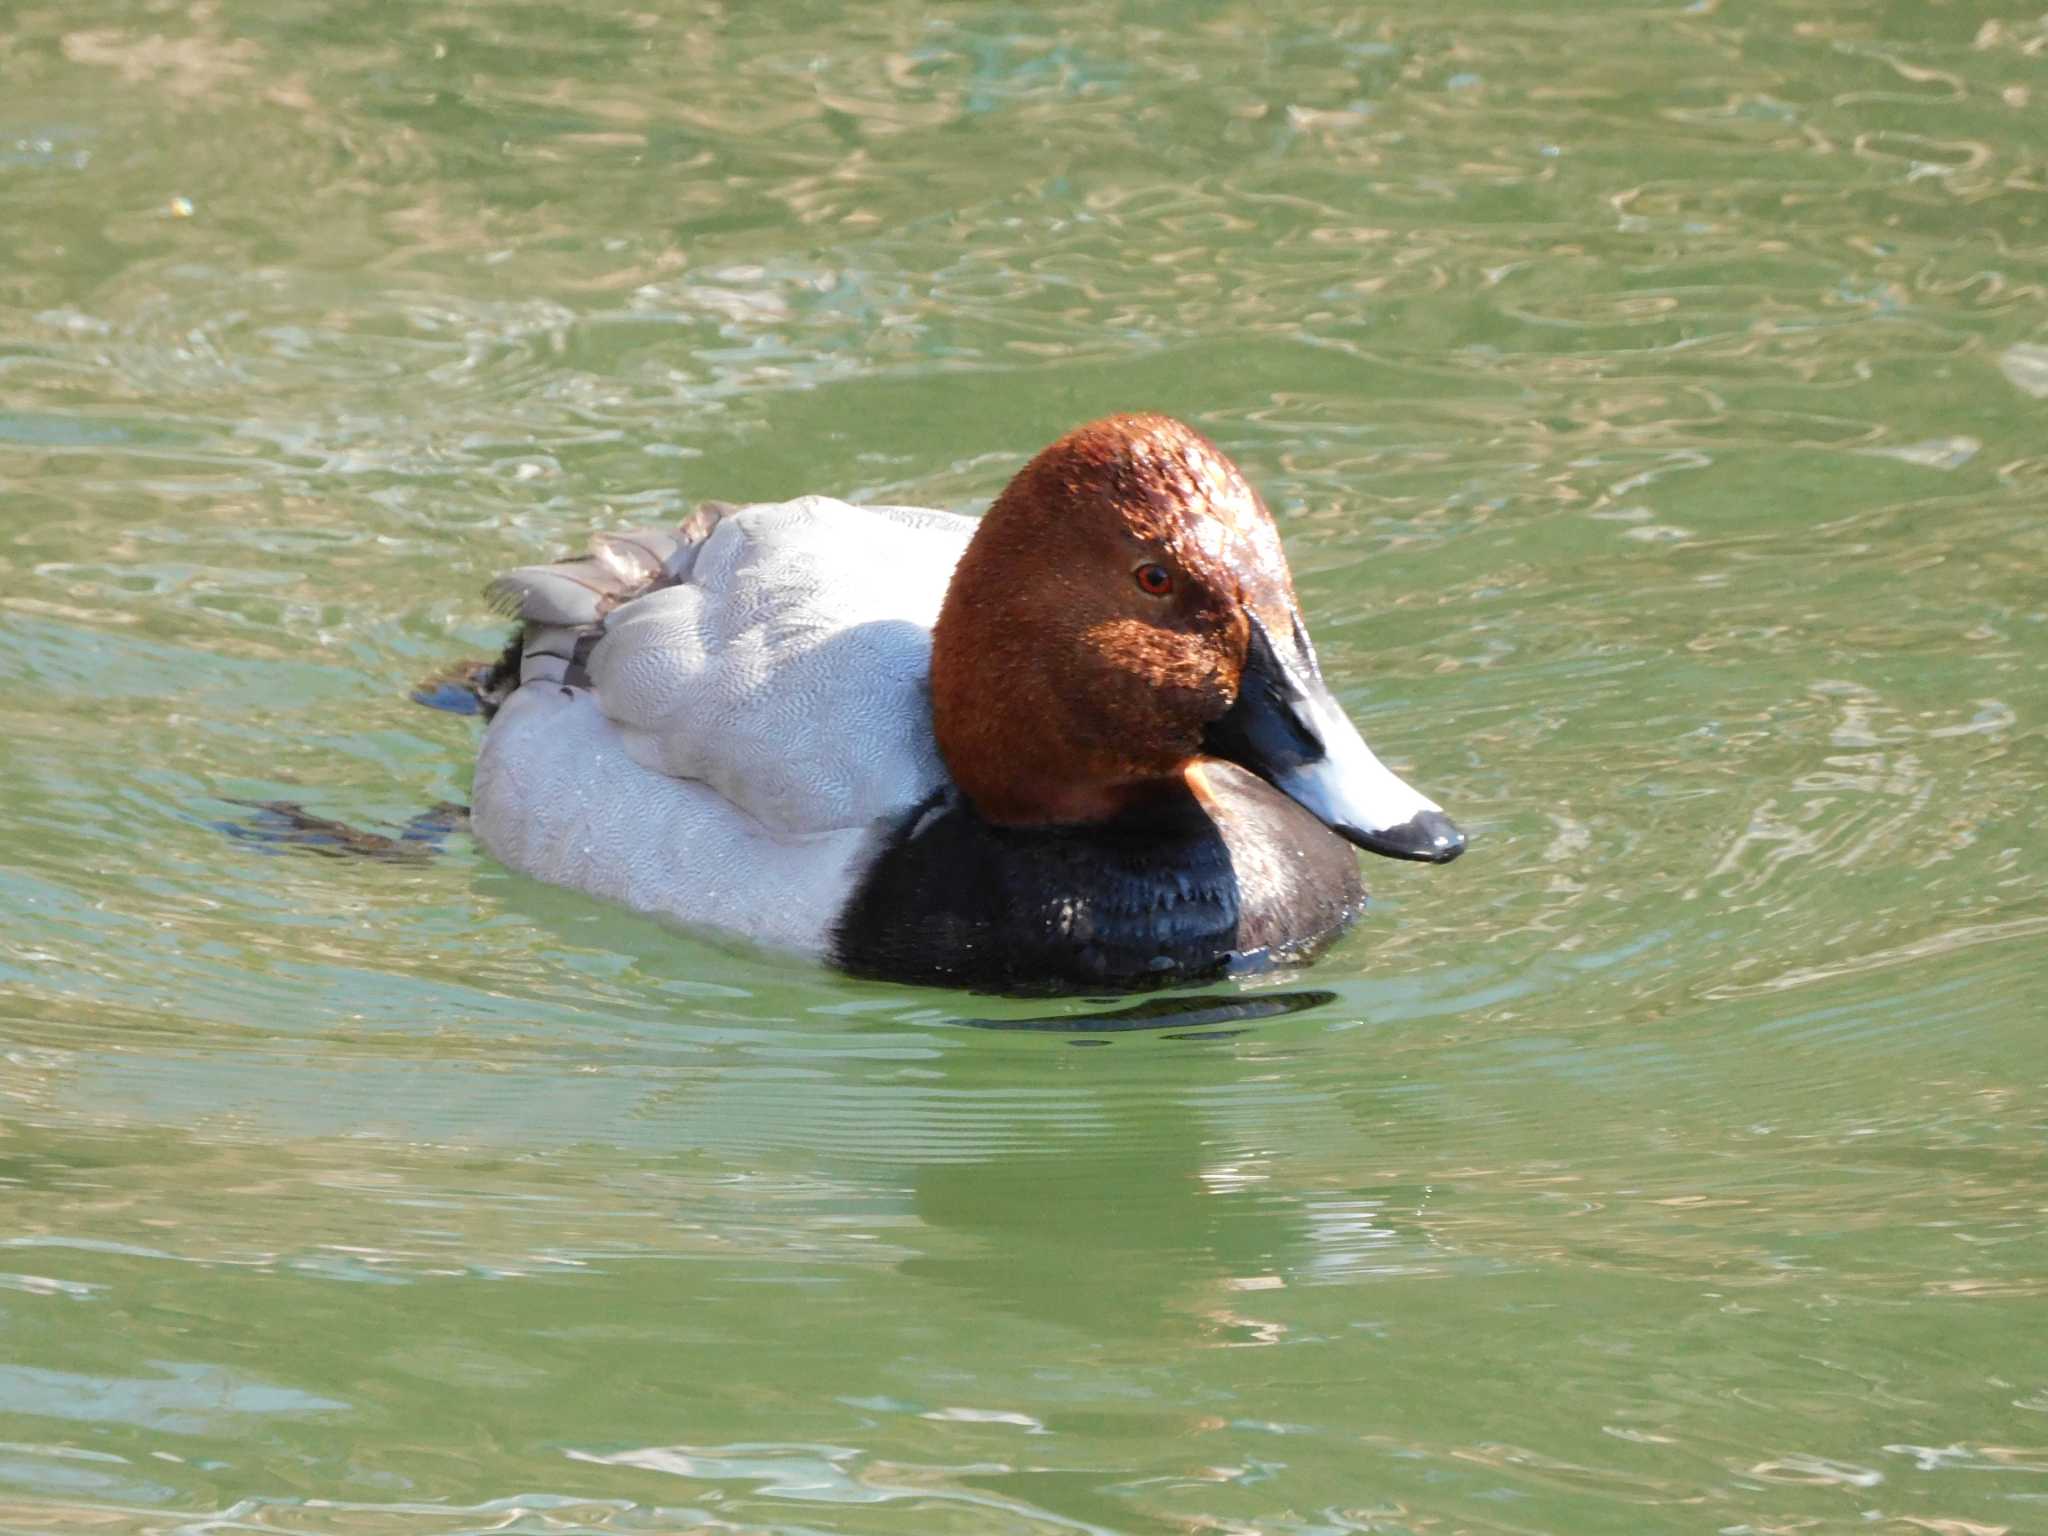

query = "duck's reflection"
[{"left": 894, "top": 988, "right": 1411, "bottom": 1343}]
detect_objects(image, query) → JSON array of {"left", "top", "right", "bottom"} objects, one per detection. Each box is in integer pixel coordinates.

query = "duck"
[{"left": 467, "top": 413, "right": 1464, "bottom": 993}]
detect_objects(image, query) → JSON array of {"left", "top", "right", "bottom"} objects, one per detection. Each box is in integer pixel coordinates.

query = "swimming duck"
[{"left": 469, "top": 413, "right": 1463, "bottom": 992}]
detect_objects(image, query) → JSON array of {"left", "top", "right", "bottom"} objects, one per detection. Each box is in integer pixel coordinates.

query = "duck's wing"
[
  {"left": 477, "top": 496, "right": 976, "bottom": 840},
  {"left": 471, "top": 498, "right": 975, "bottom": 955}
]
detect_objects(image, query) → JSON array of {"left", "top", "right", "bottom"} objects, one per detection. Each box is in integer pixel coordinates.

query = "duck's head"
[{"left": 929, "top": 413, "right": 1464, "bottom": 862}]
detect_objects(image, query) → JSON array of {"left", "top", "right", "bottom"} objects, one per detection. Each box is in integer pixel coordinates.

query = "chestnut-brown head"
[{"left": 929, "top": 414, "right": 1465, "bottom": 862}]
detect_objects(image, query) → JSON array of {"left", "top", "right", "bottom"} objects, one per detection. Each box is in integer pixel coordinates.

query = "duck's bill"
[{"left": 1202, "top": 614, "right": 1466, "bottom": 864}]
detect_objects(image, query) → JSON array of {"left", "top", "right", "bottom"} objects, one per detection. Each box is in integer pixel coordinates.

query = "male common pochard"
[{"left": 468, "top": 413, "right": 1463, "bottom": 991}]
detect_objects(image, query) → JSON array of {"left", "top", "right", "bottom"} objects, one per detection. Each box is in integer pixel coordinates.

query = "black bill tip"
[{"left": 1346, "top": 809, "right": 1467, "bottom": 864}]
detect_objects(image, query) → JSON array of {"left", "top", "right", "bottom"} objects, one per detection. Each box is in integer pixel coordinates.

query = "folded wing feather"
[{"left": 482, "top": 497, "right": 977, "bottom": 837}]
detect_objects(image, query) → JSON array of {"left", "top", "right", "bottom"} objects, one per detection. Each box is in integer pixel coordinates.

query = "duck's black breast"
[{"left": 830, "top": 761, "right": 1365, "bottom": 995}]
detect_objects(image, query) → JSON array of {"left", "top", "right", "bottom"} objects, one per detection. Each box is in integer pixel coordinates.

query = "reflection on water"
[{"left": 4, "top": 0, "right": 2047, "bottom": 1533}]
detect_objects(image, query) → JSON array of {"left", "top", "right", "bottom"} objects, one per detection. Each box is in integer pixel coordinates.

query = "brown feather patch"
[{"left": 930, "top": 414, "right": 1303, "bottom": 827}]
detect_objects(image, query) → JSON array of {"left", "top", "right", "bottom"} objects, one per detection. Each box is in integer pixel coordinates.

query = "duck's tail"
[{"left": 413, "top": 503, "right": 733, "bottom": 719}]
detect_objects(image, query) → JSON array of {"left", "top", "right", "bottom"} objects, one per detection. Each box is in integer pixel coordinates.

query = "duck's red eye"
[{"left": 1134, "top": 563, "right": 1174, "bottom": 597}]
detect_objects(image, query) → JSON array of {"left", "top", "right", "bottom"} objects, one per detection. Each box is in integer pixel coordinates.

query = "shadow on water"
[{"left": 956, "top": 988, "right": 1337, "bottom": 1036}]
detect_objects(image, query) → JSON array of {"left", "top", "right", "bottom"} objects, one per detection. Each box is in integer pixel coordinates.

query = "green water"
[{"left": 3, "top": 1, "right": 2046, "bottom": 1532}]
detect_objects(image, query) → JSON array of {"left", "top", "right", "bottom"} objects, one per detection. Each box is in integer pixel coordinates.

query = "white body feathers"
[{"left": 470, "top": 497, "right": 977, "bottom": 957}]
